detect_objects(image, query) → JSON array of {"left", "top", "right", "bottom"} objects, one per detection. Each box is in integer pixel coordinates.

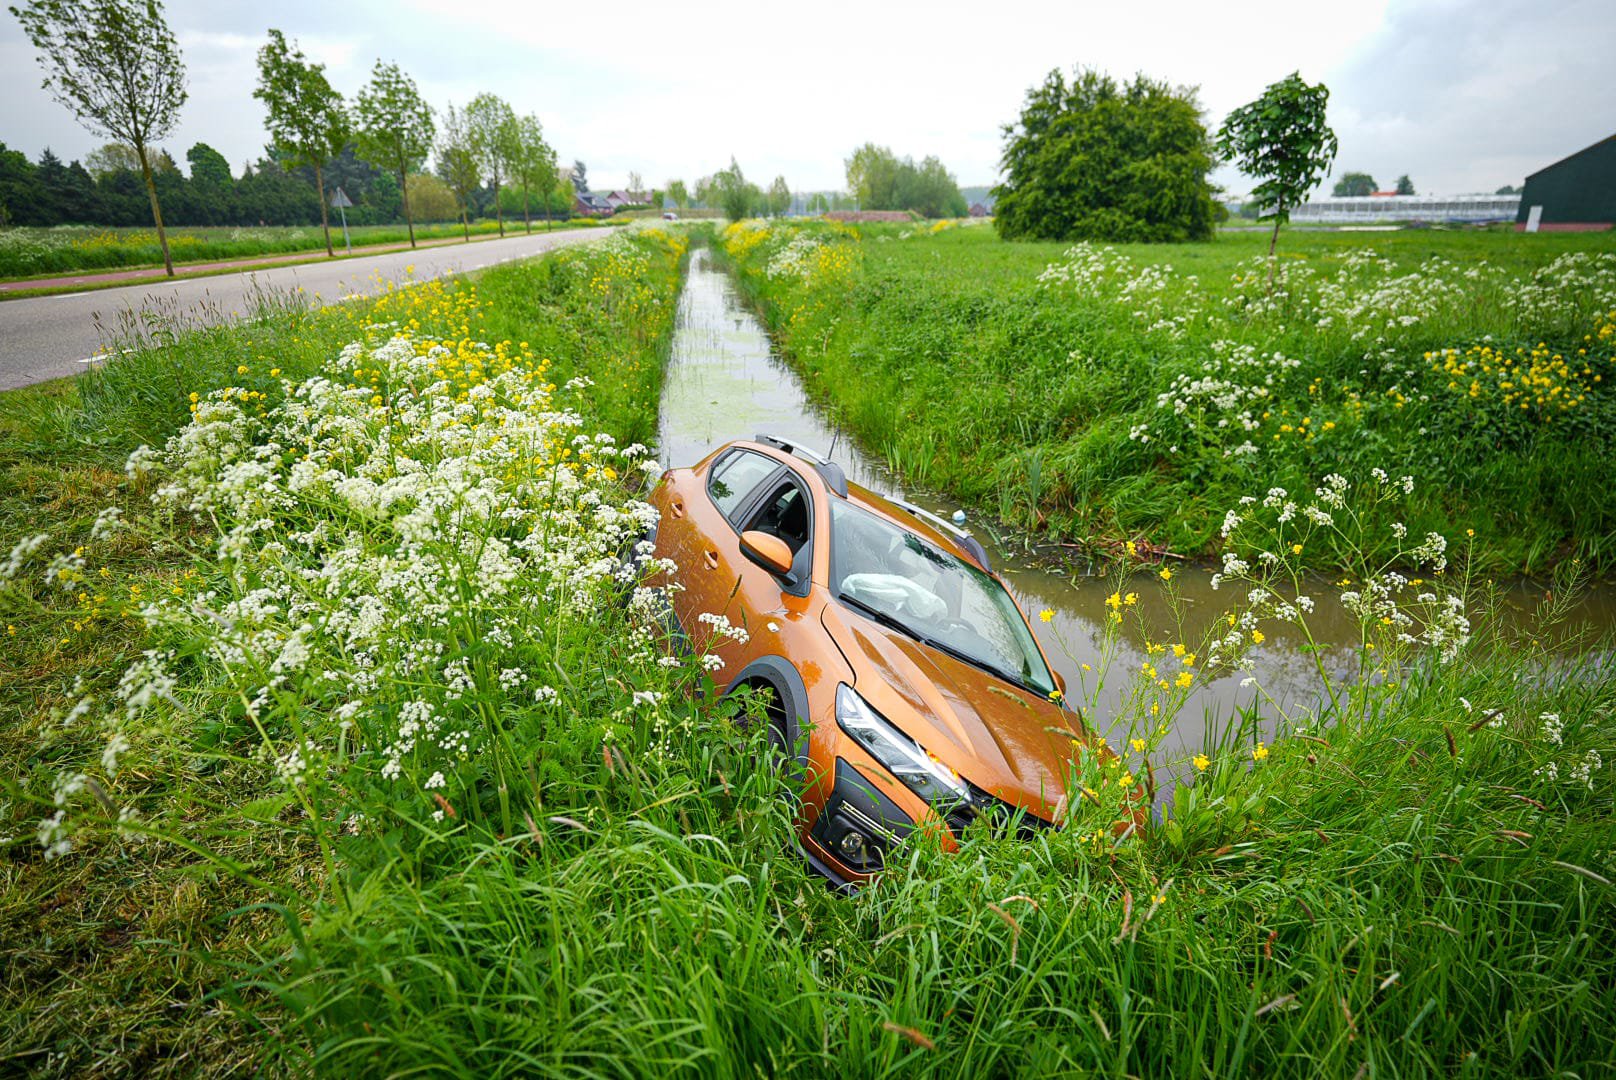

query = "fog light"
[{"left": 838, "top": 829, "right": 868, "bottom": 861}]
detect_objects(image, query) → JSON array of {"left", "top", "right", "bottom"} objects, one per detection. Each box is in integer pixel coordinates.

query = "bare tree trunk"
[
  {"left": 137, "top": 142, "right": 174, "bottom": 278},
  {"left": 522, "top": 182, "right": 531, "bottom": 234},
  {"left": 461, "top": 207, "right": 469, "bottom": 242},
  {"left": 494, "top": 176, "right": 504, "bottom": 237},
  {"left": 316, "top": 162, "right": 334, "bottom": 257},
  {"left": 400, "top": 163, "right": 417, "bottom": 249}
]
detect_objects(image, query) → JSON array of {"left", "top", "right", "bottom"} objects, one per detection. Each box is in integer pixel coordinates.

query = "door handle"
[
  {"left": 670, "top": 500, "right": 684, "bottom": 519},
  {"left": 703, "top": 550, "right": 719, "bottom": 570}
]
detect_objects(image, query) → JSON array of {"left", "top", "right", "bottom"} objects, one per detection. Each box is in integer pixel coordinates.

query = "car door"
[{"left": 670, "top": 448, "right": 782, "bottom": 656}]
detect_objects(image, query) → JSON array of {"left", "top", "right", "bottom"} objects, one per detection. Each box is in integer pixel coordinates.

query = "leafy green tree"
[
  {"left": 1332, "top": 171, "right": 1377, "bottom": 197},
  {"left": 510, "top": 113, "right": 556, "bottom": 232},
  {"left": 255, "top": 29, "right": 348, "bottom": 256},
  {"left": 767, "top": 175, "right": 791, "bottom": 217},
  {"left": 406, "top": 172, "right": 457, "bottom": 222},
  {"left": 845, "top": 143, "right": 900, "bottom": 209},
  {"left": 650, "top": 190, "right": 665, "bottom": 211},
  {"left": 354, "top": 61, "right": 435, "bottom": 248},
  {"left": 995, "top": 68, "right": 1216, "bottom": 243},
  {"left": 1395, "top": 174, "right": 1415, "bottom": 195},
  {"left": 666, "top": 179, "right": 689, "bottom": 209},
  {"left": 464, "top": 93, "right": 518, "bottom": 238},
  {"left": 12, "top": 0, "right": 188, "bottom": 274},
  {"left": 1495, "top": 184, "right": 1519, "bottom": 196},
  {"left": 807, "top": 192, "right": 829, "bottom": 214},
  {"left": 627, "top": 170, "right": 643, "bottom": 196},
  {"left": 1216, "top": 71, "right": 1338, "bottom": 260},
  {"left": 83, "top": 142, "right": 141, "bottom": 179},
  {"left": 713, "top": 157, "right": 759, "bottom": 221},
  {"left": 436, "top": 102, "right": 481, "bottom": 240}
]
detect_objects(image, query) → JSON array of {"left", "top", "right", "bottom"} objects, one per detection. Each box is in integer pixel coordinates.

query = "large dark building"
[{"left": 1516, "top": 134, "right": 1616, "bottom": 231}]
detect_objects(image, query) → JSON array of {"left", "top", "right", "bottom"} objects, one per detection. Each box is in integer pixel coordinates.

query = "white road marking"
[{"left": 76, "top": 348, "right": 133, "bottom": 365}]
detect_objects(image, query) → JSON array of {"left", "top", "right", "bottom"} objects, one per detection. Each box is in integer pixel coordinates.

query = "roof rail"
[
  {"left": 754, "top": 433, "right": 848, "bottom": 497},
  {"left": 890, "top": 497, "right": 992, "bottom": 572}
]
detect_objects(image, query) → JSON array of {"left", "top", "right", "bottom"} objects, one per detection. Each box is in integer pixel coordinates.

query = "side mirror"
[
  {"left": 1052, "top": 670, "right": 1068, "bottom": 697},
  {"left": 740, "top": 530, "right": 795, "bottom": 578}
]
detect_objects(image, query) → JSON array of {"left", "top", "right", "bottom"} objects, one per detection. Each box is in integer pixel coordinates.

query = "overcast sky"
[{"left": 2, "top": 0, "right": 1612, "bottom": 197}]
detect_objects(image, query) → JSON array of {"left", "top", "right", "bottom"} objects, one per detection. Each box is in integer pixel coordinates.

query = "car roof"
[{"left": 726, "top": 438, "right": 989, "bottom": 571}]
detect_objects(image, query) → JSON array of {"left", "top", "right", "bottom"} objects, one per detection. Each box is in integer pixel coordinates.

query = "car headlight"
[{"left": 836, "top": 683, "right": 971, "bottom": 809}]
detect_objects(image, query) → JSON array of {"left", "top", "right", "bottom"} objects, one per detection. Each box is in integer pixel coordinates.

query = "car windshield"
[{"left": 830, "top": 501, "right": 1055, "bottom": 696}]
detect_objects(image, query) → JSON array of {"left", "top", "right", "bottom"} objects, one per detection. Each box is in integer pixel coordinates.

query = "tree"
[
  {"left": 83, "top": 142, "right": 141, "bottom": 179},
  {"left": 12, "top": 0, "right": 188, "bottom": 275},
  {"left": 405, "top": 172, "right": 457, "bottom": 222},
  {"left": 627, "top": 170, "right": 643, "bottom": 195},
  {"left": 1332, "top": 171, "right": 1377, "bottom": 197},
  {"left": 767, "top": 175, "right": 791, "bottom": 217},
  {"left": 1216, "top": 72, "right": 1337, "bottom": 262},
  {"left": 996, "top": 68, "right": 1217, "bottom": 243},
  {"left": 464, "top": 93, "right": 518, "bottom": 238},
  {"left": 436, "top": 101, "right": 481, "bottom": 241},
  {"left": 354, "top": 61, "right": 435, "bottom": 248},
  {"left": 651, "top": 189, "right": 665, "bottom": 211},
  {"left": 808, "top": 192, "right": 829, "bottom": 214},
  {"left": 712, "top": 157, "right": 759, "bottom": 221},
  {"left": 666, "top": 179, "right": 689, "bottom": 209},
  {"left": 255, "top": 29, "right": 348, "bottom": 257},
  {"left": 1495, "top": 184, "right": 1519, "bottom": 195},
  {"left": 571, "top": 160, "right": 588, "bottom": 192},
  {"left": 1395, "top": 174, "right": 1415, "bottom": 195},
  {"left": 845, "top": 143, "right": 901, "bottom": 209},
  {"left": 510, "top": 113, "right": 556, "bottom": 233}
]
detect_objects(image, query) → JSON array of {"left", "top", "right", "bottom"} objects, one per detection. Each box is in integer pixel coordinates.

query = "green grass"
[
  {"left": 720, "top": 221, "right": 1616, "bottom": 575},
  {"left": 0, "top": 219, "right": 620, "bottom": 282},
  {"left": 1, "top": 225, "right": 1612, "bottom": 1077}
]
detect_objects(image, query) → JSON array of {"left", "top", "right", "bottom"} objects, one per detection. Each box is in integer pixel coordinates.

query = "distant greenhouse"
[{"left": 1290, "top": 194, "right": 1521, "bottom": 224}]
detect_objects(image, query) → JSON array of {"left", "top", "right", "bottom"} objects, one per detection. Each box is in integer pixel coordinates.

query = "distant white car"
[{"left": 663, "top": 212, "right": 679, "bottom": 221}]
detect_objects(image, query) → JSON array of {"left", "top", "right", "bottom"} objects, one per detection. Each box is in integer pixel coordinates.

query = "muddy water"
[{"left": 658, "top": 249, "right": 1615, "bottom": 758}]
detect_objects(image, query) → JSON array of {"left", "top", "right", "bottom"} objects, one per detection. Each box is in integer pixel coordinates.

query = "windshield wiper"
[
  {"left": 919, "top": 634, "right": 1045, "bottom": 697},
  {"left": 837, "top": 592, "right": 928, "bottom": 644}
]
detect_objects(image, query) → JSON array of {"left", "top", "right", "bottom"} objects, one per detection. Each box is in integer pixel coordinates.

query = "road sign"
[{"left": 330, "top": 187, "right": 353, "bottom": 209}]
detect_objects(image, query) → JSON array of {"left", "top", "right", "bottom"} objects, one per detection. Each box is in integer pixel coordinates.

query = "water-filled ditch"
[{"left": 657, "top": 247, "right": 1615, "bottom": 757}]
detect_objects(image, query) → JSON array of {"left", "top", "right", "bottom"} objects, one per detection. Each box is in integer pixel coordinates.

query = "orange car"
[{"left": 648, "top": 435, "right": 1094, "bottom": 887}]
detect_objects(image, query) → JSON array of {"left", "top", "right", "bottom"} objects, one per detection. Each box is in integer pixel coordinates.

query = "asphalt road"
[{"left": 0, "top": 226, "right": 602, "bottom": 391}]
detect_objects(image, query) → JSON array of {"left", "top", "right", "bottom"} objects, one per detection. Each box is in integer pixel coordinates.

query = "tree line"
[{"left": 8, "top": 0, "right": 568, "bottom": 275}]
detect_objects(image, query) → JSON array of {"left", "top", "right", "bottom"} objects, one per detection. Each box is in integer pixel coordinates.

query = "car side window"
[
  {"left": 746, "top": 481, "right": 810, "bottom": 555},
  {"left": 707, "top": 450, "right": 779, "bottom": 527}
]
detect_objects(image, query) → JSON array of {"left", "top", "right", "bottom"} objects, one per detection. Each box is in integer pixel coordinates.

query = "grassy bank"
[
  {"left": 0, "top": 219, "right": 620, "bottom": 281},
  {"left": 2, "top": 224, "right": 1613, "bottom": 1076},
  {"left": 719, "top": 219, "right": 1616, "bottom": 575}
]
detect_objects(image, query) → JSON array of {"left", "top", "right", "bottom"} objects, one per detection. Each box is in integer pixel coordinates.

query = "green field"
[
  {"left": 721, "top": 220, "right": 1616, "bottom": 574},
  {"left": 1, "top": 224, "right": 1613, "bottom": 1076},
  {"left": 0, "top": 218, "right": 615, "bottom": 281}
]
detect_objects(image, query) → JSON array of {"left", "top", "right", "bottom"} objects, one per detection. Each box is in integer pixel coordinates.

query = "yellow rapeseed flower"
[{"left": 1193, "top": 753, "right": 1209, "bottom": 771}]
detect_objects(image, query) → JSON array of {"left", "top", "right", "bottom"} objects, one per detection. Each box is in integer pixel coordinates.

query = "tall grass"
[{"left": 720, "top": 221, "right": 1616, "bottom": 575}]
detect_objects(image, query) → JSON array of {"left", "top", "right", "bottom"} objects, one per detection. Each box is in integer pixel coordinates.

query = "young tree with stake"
[
  {"left": 1216, "top": 72, "right": 1338, "bottom": 270},
  {"left": 465, "top": 94, "right": 518, "bottom": 238},
  {"left": 354, "top": 61, "right": 435, "bottom": 249},
  {"left": 255, "top": 29, "right": 348, "bottom": 258},
  {"left": 12, "top": 0, "right": 187, "bottom": 276}
]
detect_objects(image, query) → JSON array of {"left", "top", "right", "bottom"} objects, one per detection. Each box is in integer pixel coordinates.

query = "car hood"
[{"left": 822, "top": 603, "right": 1086, "bottom": 818}]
